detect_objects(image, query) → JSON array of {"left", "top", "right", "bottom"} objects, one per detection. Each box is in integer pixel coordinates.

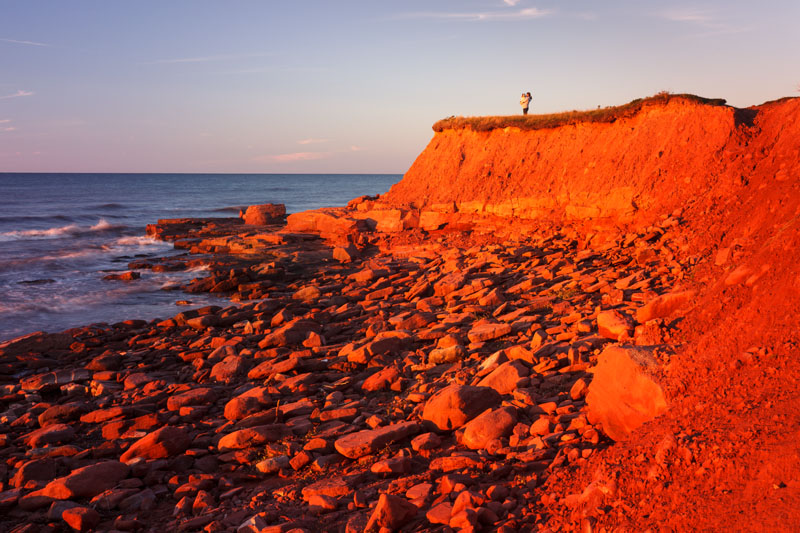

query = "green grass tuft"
[{"left": 432, "top": 92, "right": 728, "bottom": 133}]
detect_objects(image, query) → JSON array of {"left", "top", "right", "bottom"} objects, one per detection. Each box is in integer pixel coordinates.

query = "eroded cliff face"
[{"left": 384, "top": 97, "right": 800, "bottom": 230}]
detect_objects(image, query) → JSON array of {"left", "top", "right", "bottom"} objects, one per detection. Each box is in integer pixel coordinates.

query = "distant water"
[{"left": 0, "top": 173, "right": 400, "bottom": 342}]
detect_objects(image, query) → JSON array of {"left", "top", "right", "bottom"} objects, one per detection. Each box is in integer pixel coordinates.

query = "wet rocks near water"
[{"left": 0, "top": 202, "right": 696, "bottom": 532}]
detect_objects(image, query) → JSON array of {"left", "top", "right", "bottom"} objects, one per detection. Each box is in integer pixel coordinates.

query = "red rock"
[
  {"left": 450, "top": 508, "right": 479, "bottom": 530},
  {"left": 258, "top": 318, "right": 321, "bottom": 348},
  {"left": 422, "top": 384, "right": 502, "bottom": 431},
  {"left": 286, "top": 208, "right": 368, "bottom": 236},
  {"left": 361, "top": 366, "right": 400, "bottom": 391},
  {"left": 11, "top": 458, "right": 57, "bottom": 488},
  {"left": 570, "top": 378, "right": 588, "bottom": 400},
  {"left": 333, "top": 244, "right": 361, "bottom": 263},
  {"left": 167, "top": 387, "right": 217, "bottom": 411},
  {"left": 210, "top": 354, "right": 248, "bottom": 383},
  {"left": 301, "top": 476, "right": 356, "bottom": 502},
  {"left": 462, "top": 407, "right": 517, "bottom": 450},
  {"left": 223, "top": 395, "right": 263, "bottom": 421},
  {"left": 586, "top": 345, "right": 667, "bottom": 441},
  {"left": 334, "top": 421, "right": 422, "bottom": 459},
  {"left": 452, "top": 490, "right": 485, "bottom": 515},
  {"left": 103, "top": 271, "right": 140, "bottom": 281},
  {"left": 217, "top": 424, "right": 291, "bottom": 451},
  {"left": 467, "top": 322, "right": 512, "bottom": 343},
  {"left": 477, "top": 360, "right": 529, "bottom": 395},
  {"left": 596, "top": 310, "right": 634, "bottom": 341},
  {"left": 37, "top": 461, "right": 129, "bottom": 500},
  {"left": 120, "top": 426, "right": 192, "bottom": 463},
  {"left": 38, "top": 402, "right": 88, "bottom": 427},
  {"left": 21, "top": 369, "right": 90, "bottom": 392},
  {"left": 429, "top": 344, "right": 466, "bottom": 365},
  {"left": 62, "top": 506, "right": 101, "bottom": 531},
  {"left": 411, "top": 432, "right": 441, "bottom": 451},
  {"left": 426, "top": 501, "right": 453, "bottom": 525},
  {"left": 364, "top": 493, "right": 418, "bottom": 532},
  {"left": 307, "top": 493, "right": 338, "bottom": 511},
  {"left": 370, "top": 456, "right": 412, "bottom": 475},
  {"left": 635, "top": 290, "right": 696, "bottom": 323},
  {"left": 243, "top": 204, "right": 286, "bottom": 225},
  {"left": 24, "top": 423, "right": 76, "bottom": 448},
  {"left": 80, "top": 406, "right": 128, "bottom": 424}
]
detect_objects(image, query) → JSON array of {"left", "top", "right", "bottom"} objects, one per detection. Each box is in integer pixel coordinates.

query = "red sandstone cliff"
[{"left": 385, "top": 96, "right": 800, "bottom": 232}]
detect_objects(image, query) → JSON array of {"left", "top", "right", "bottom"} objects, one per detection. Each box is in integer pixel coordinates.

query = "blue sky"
[{"left": 1, "top": 1, "right": 798, "bottom": 173}]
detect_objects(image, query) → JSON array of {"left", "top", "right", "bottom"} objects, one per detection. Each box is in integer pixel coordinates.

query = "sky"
[{"left": 1, "top": 1, "right": 798, "bottom": 174}]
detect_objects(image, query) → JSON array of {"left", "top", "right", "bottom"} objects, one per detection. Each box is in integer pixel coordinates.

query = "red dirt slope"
[{"left": 387, "top": 95, "right": 800, "bottom": 530}]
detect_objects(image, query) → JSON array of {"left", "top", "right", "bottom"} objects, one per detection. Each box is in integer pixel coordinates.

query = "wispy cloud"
[
  {"left": 254, "top": 151, "right": 332, "bottom": 163},
  {"left": 1, "top": 126, "right": 16, "bottom": 132},
  {"left": 0, "top": 90, "right": 34, "bottom": 100},
  {"left": 0, "top": 119, "right": 10, "bottom": 124},
  {"left": 659, "top": 8, "right": 748, "bottom": 36},
  {"left": 398, "top": 7, "right": 552, "bottom": 22},
  {"left": 1, "top": 38, "right": 48, "bottom": 47},
  {"left": 297, "top": 138, "right": 329, "bottom": 145},
  {"left": 503, "top": 0, "right": 522, "bottom": 5},
  {"left": 147, "top": 52, "right": 272, "bottom": 65}
]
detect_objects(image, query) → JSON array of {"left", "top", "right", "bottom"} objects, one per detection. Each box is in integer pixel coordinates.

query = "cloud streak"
[
  {"left": 254, "top": 151, "right": 332, "bottom": 163},
  {"left": 398, "top": 7, "right": 552, "bottom": 22},
  {"left": 659, "top": 8, "right": 748, "bottom": 36},
  {"left": 147, "top": 52, "right": 272, "bottom": 65},
  {"left": 297, "top": 138, "right": 329, "bottom": 145},
  {"left": 1, "top": 38, "right": 48, "bottom": 47},
  {"left": 0, "top": 90, "right": 34, "bottom": 100}
]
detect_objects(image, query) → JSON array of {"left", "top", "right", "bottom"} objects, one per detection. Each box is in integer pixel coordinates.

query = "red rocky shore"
[{"left": 0, "top": 199, "right": 695, "bottom": 533}]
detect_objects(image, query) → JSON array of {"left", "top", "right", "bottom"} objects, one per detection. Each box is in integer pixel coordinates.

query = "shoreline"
[{"left": 0, "top": 202, "right": 687, "bottom": 531}]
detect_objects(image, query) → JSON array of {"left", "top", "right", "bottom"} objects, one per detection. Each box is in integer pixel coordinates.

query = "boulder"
[
  {"left": 477, "top": 360, "right": 529, "bottom": 395},
  {"left": 334, "top": 421, "right": 421, "bottom": 459},
  {"left": 166, "top": 387, "right": 217, "bottom": 411},
  {"left": 120, "top": 426, "right": 192, "bottom": 463},
  {"left": 218, "top": 424, "right": 291, "bottom": 451},
  {"left": 62, "top": 506, "right": 101, "bottom": 531},
  {"left": 37, "top": 461, "right": 129, "bottom": 500},
  {"left": 586, "top": 345, "right": 667, "bottom": 441},
  {"left": 364, "top": 494, "right": 418, "bottom": 532},
  {"left": 461, "top": 406, "right": 517, "bottom": 450},
  {"left": 596, "top": 310, "right": 634, "bottom": 341},
  {"left": 422, "top": 384, "right": 502, "bottom": 431},
  {"left": 242, "top": 204, "right": 286, "bottom": 225}
]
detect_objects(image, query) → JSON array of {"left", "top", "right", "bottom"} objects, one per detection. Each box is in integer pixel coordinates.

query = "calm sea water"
[{"left": 0, "top": 173, "right": 400, "bottom": 342}]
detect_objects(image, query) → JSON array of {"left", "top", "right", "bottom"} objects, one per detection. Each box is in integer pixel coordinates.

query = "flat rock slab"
[
  {"left": 467, "top": 323, "right": 512, "bottom": 343},
  {"left": 334, "top": 421, "right": 422, "bottom": 459},
  {"left": 35, "top": 461, "right": 129, "bottom": 500}
]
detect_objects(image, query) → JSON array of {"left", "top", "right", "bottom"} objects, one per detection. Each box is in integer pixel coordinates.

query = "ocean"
[{"left": 0, "top": 173, "right": 400, "bottom": 342}]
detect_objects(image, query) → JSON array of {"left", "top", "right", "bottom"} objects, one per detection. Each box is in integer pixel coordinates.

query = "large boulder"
[
  {"left": 36, "top": 461, "right": 129, "bottom": 500},
  {"left": 422, "top": 384, "right": 502, "bottom": 431},
  {"left": 586, "top": 345, "right": 668, "bottom": 441},
  {"left": 242, "top": 204, "right": 286, "bottom": 225}
]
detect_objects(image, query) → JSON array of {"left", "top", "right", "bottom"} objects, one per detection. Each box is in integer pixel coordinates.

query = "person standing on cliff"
[{"left": 520, "top": 91, "right": 532, "bottom": 115}]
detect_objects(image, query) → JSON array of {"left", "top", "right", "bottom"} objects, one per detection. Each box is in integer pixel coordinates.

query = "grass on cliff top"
[{"left": 432, "top": 92, "right": 728, "bottom": 133}]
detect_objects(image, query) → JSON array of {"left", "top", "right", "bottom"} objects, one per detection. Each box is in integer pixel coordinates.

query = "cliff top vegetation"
[{"left": 432, "top": 92, "right": 728, "bottom": 133}]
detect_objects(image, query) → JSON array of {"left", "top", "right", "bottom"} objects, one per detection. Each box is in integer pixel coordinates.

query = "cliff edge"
[{"left": 384, "top": 95, "right": 800, "bottom": 231}]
